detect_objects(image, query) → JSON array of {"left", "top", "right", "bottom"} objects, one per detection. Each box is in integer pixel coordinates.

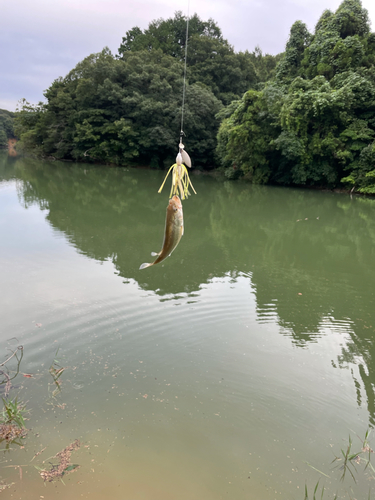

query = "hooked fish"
[{"left": 139, "top": 195, "right": 184, "bottom": 270}]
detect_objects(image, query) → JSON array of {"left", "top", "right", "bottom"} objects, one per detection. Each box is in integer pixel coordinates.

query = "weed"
[
  {"left": 304, "top": 429, "right": 374, "bottom": 499},
  {"left": 0, "top": 397, "right": 28, "bottom": 428},
  {"left": 37, "top": 440, "right": 80, "bottom": 482},
  {"left": 0, "top": 397, "right": 28, "bottom": 443},
  {"left": 303, "top": 481, "right": 339, "bottom": 499},
  {"left": 332, "top": 429, "right": 375, "bottom": 483},
  {"left": 304, "top": 481, "right": 333, "bottom": 500},
  {"left": 0, "top": 345, "right": 24, "bottom": 396},
  {"left": 48, "top": 348, "right": 66, "bottom": 401}
]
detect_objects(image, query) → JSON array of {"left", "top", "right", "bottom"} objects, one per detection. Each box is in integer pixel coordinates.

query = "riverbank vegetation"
[
  {"left": 14, "top": 13, "right": 279, "bottom": 170},
  {"left": 218, "top": 0, "right": 375, "bottom": 194},
  {"left": 14, "top": 0, "right": 375, "bottom": 193},
  {"left": 0, "top": 109, "right": 15, "bottom": 148},
  {"left": 0, "top": 345, "right": 28, "bottom": 443}
]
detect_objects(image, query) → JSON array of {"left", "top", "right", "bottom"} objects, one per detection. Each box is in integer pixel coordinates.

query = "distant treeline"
[
  {"left": 14, "top": 0, "right": 375, "bottom": 192},
  {"left": 0, "top": 109, "right": 15, "bottom": 148}
]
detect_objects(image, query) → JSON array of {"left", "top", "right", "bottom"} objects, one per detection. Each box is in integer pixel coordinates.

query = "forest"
[
  {"left": 13, "top": 0, "right": 375, "bottom": 193},
  {"left": 0, "top": 109, "right": 15, "bottom": 148}
]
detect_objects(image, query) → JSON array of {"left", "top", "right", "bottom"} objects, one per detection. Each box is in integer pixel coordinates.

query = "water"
[{"left": 0, "top": 152, "right": 375, "bottom": 499}]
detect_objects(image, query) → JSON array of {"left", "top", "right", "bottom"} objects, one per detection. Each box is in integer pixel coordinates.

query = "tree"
[
  {"left": 275, "top": 21, "right": 312, "bottom": 81},
  {"left": 118, "top": 12, "right": 224, "bottom": 59},
  {"left": 0, "top": 109, "right": 15, "bottom": 148},
  {"left": 15, "top": 48, "right": 223, "bottom": 168},
  {"left": 217, "top": 86, "right": 282, "bottom": 182},
  {"left": 300, "top": 0, "right": 372, "bottom": 79},
  {"left": 118, "top": 12, "right": 279, "bottom": 105},
  {"left": 217, "top": 0, "right": 375, "bottom": 191}
]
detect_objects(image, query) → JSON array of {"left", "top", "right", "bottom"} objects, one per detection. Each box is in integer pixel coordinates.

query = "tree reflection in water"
[{"left": 3, "top": 153, "right": 375, "bottom": 426}]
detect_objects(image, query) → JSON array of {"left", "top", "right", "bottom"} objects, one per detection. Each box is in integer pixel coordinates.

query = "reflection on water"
[{"left": 1, "top": 152, "right": 375, "bottom": 498}]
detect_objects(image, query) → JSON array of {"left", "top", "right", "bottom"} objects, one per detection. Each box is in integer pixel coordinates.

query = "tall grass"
[{"left": 304, "top": 429, "right": 373, "bottom": 499}]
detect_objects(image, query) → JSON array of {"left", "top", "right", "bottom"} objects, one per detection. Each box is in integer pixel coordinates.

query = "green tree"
[
  {"left": 118, "top": 12, "right": 224, "bottom": 59},
  {"left": 16, "top": 12, "right": 280, "bottom": 168},
  {"left": 118, "top": 12, "right": 279, "bottom": 105},
  {"left": 300, "top": 0, "right": 372, "bottom": 79},
  {"left": 217, "top": 0, "right": 375, "bottom": 191},
  {"left": 15, "top": 48, "right": 223, "bottom": 168},
  {"left": 275, "top": 20, "right": 312, "bottom": 81},
  {"left": 217, "top": 86, "right": 282, "bottom": 182},
  {"left": 0, "top": 109, "right": 15, "bottom": 148}
]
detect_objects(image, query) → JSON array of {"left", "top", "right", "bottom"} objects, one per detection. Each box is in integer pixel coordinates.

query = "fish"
[{"left": 139, "top": 195, "right": 184, "bottom": 270}]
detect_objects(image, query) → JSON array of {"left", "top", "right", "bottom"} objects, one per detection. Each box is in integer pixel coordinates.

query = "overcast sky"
[{"left": 1, "top": 0, "right": 374, "bottom": 112}]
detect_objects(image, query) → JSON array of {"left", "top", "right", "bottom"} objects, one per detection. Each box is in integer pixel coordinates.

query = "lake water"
[{"left": 0, "top": 151, "right": 375, "bottom": 499}]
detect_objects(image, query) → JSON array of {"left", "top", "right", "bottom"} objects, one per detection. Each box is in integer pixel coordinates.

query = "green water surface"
[{"left": 0, "top": 152, "right": 375, "bottom": 499}]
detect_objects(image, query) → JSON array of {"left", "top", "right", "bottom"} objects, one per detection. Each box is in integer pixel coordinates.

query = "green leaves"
[
  {"left": 118, "top": 12, "right": 279, "bottom": 107},
  {"left": 118, "top": 11, "right": 225, "bottom": 60},
  {"left": 300, "top": 0, "right": 372, "bottom": 80},
  {"left": 0, "top": 109, "right": 15, "bottom": 147},
  {"left": 276, "top": 21, "right": 312, "bottom": 82},
  {"left": 14, "top": 2, "right": 375, "bottom": 185},
  {"left": 64, "top": 464, "right": 79, "bottom": 473},
  {"left": 217, "top": 89, "right": 279, "bottom": 183},
  {"left": 1, "top": 397, "right": 28, "bottom": 429},
  {"left": 217, "top": 0, "right": 375, "bottom": 190},
  {"left": 15, "top": 47, "right": 223, "bottom": 168}
]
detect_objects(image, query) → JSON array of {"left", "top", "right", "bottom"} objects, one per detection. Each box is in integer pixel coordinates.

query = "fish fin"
[
  {"left": 139, "top": 262, "right": 153, "bottom": 270},
  {"left": 151, "top": 252, "right": 160, "bottom": 257},
  {"left": 182, "top": 225, "right": 184, "bottom": 236}
]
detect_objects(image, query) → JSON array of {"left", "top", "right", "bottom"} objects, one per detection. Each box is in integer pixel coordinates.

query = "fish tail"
[{"left": 139, "top": 262, "right": 153, "bottom": 270}]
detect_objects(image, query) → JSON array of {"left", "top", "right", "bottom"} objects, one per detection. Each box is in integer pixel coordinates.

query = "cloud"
[{"left": 1, "top": 0, "right": 374, "bottom": 111}]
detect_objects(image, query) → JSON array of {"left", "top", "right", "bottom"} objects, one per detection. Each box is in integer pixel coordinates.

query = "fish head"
[{"left": 169, "top": 195, "right": 182, "bottom": 212}]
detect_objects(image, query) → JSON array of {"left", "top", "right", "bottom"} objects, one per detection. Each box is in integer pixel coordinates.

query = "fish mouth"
[{"left": 169, "top": 195, "right": 182, "bottom": 209}]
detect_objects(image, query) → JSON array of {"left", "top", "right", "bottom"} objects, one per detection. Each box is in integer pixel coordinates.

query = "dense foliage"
[
  {"left": 0, "top": 109, "right": 15, "bottom": 148},
  {"left": 15, "top": 49, "right": 223, "bottom": 168},
  {"left": 217, "top": 0, "right": 375, "bottom": 193},
  {"left": 14, "top": 12, "right": 279, "bottom": 168},
  {"left": 119, "top": 12, "right": 280, "bottom": 105},
  {"left": 14, "top": 2, "right": 375, "bottom": 192}
]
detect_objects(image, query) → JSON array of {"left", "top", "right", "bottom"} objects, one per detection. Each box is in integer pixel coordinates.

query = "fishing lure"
[{"left": 158, "top": 144, "right": 196, "bottom": 200}]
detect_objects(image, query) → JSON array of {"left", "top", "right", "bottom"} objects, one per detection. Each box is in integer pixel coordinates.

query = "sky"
[{"left": 1, "top": 0, "right": 374, "bottom": 112}]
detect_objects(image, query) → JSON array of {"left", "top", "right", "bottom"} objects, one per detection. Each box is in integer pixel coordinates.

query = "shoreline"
[{"left": 3, "top": 148, "right": 372, "bottom": 198}]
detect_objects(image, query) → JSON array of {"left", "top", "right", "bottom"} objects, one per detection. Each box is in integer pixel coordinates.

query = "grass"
[
  {"left": 304, "top": 429, "right": 374, "bottom": 499},
  {"left": 0, "top": 397, "right": 28, "bottom": 428},
  {"left": 304, "top": 481, "right": 334, "bottom": 500},
  {"left": 0, "top": 396, "right": 28, "bottom": 444},
  {"left": 332, "top": 429, "right": 375, "bottom": 483}
]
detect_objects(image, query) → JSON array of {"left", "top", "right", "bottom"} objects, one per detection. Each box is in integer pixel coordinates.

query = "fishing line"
[
  {"left": 180, "top": 0, "right": 190, "bottom": 144},
  {"left": 158, "top": 1, "right": 195, "bottom": 201}
]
